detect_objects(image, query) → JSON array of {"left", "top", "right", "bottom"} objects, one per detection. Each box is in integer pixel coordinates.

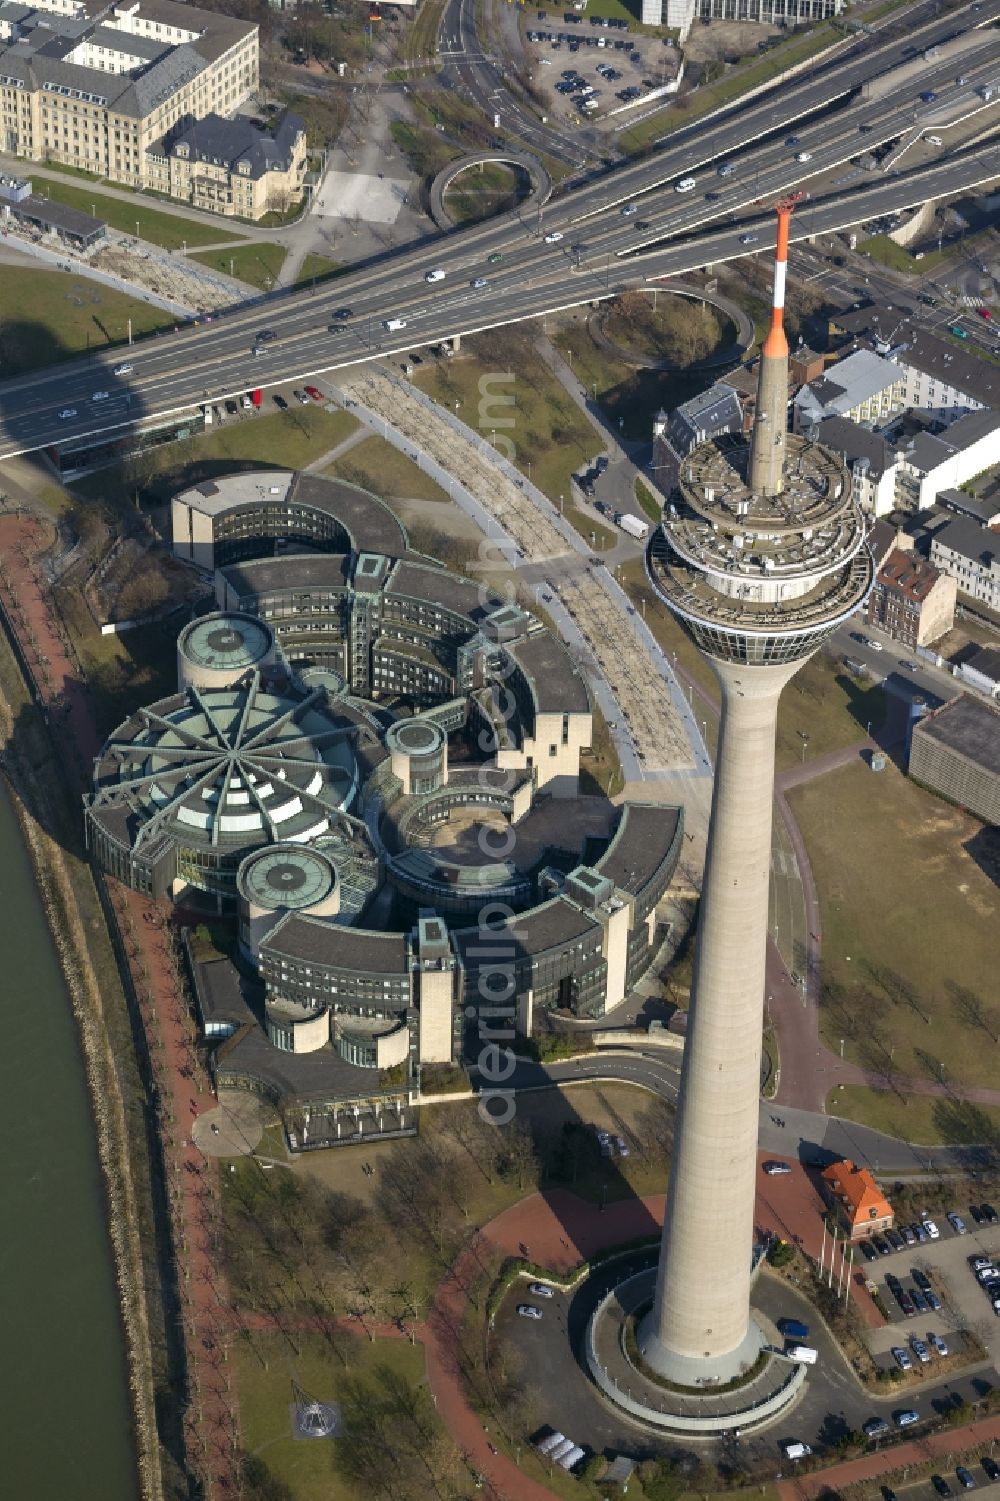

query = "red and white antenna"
[{"left": 761, "top": 193, "right": 802, "bottom": 361}]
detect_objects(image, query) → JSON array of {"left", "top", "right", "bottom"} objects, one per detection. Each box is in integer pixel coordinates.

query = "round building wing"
[
  {"left": 238, "top": 845, "right": 341, "bottom": 962},
  {"left": 177, "top": 611, "right": 277, "bottom": 690},
  {"left": 386, "top": 718, "right": 448, "bottom": 796}
]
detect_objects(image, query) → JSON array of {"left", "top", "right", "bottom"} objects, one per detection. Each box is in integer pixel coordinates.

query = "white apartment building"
[
  {"left": 930, "top": 515, "right": 1000, "bottom": 614},
  {"left": 793, "top": 349, "right": 907, "bottom": 434},
  {"left": 896, "top": 410, "right": 1000, "bottom": 513},
  {"left": 815, "top": 415, "right": 899, "bottom": 518}
]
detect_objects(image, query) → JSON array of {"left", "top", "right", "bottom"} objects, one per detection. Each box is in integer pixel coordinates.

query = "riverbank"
[{"left": 0, "top": 599, "right": 166, "bottom": 1497}]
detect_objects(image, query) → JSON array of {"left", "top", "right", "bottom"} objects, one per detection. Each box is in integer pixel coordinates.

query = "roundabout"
[
  {"left": 429, "top": 149, "right": 553, "bottom": 232},
  {"left": 587, "top": 284, "right": 754, "bottom": 372}
]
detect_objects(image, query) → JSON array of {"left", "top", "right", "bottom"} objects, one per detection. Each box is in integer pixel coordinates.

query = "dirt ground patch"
[{"left": 683, "top": 19, "right": 781, "bottom": 64}]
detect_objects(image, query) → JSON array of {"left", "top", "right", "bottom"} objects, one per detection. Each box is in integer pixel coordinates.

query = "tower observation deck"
[{"left": 640, "top": 202, "right": 874, "bottom": 1391}]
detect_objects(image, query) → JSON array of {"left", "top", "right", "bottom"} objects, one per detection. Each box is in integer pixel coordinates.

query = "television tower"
[{"left": 641, "top": 201, "right": 873, "bottom": 1387}]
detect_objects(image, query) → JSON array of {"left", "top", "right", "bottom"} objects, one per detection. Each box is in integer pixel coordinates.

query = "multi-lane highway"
[{"left": 3, "top": 0, "right": 1000, "bottom": 459}]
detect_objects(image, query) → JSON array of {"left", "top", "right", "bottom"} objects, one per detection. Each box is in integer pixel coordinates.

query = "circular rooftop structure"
[
  {"left": 177, "top": 611, "right": 276, "bottom": 690},
  {"left": 650, "top": 433, "right": 874, "bottom": 666},
  {"left": 86, "top": 673, "right": 359, "bottom": 903},
  {"left": 239, "top": 845, "right": 339, "bottom": 913}
]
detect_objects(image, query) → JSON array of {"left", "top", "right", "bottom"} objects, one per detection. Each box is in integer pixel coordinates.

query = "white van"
[
  {"left": 383, "top": 318, "right": 407, "bottom": 331},
  {"left": 202, "top": 403, "right": 213, "bottom": 426},
  {"left": 787, "top": 1345, "right": 818, "bottom": 1365},
  {"left": 782, "top": 1442, "right": 813, "bottom": 1461},
  {"left": 675, "top": 177, "right": 697, "bottom": 193},
  {"left": 424, "top": 268, "right": 446, "bottom": 283}
]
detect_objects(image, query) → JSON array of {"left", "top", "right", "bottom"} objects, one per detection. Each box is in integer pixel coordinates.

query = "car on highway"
[
  {"left": 740, "top": 234, "right": 758, "bottom": 245},
  {"left": 718, "top": 162, "right": 736, "bottom": 177},
  {"left": 863, "top": 1417, "right": 890, "bottom": 1439},
  {"left": 516, "top": 1304, "right": 543, "bottom": 1320},
  {"left": 293, "top": 389, "right": 310, "bottom": 405},
  {"left": 620, "top": 203, "right": 638, "bottom": 216},
  {"left": 933, "top": 1477, "right": 954, "bottom": 1499},
  {"left": 919, "top": 90, "right": 938, "bottom": 103},
  {"left": 304, "top": 385, "right": 324, "bottom": 402},
  {"left": 947, "top": 1212, "right": 967, "bottom": 1233},
  {"left": 796, "top": 151, "right": 813, "bottom": 162},
  {"left": 675, "top": 177, "right": 697, "bottom": 192},
  {"left": 425, "top": 268, "right": 446, "bottom": 283},
  {"left": 470, "top": 277, "right": 490, "bottom": 289},
  {"left": 891, "top": 1346, "right": 912, "bottom": 1371},
  {"left": 273, "top": 394, "right": 288, "bottom": 410},
  {"left": 332, "top": 308, "right": 353, "bottom": 320},
  {"left": 977, "top": 308, "right": 993, "bottom": 320},
  {"left": 113, "top": 362, "right": 133, "bottom": 376},
  {"left": 956, "top": 1468, "right": 977, "bottom": 1491},
  {"left": 909, "top": 1337, "right": 930, "bottom": 1363},
  {"left": 92, "top": 389, "right": 110, "bottom": 401},
  {"left": 763, "top": 1161, "right": 791, "bottom": 1175},
  {"left": 256, "top": 330, "right": 277, "bottom": 342},
  {"left": 543, "top": 231, "right": 564, "bottom": 243},
  {"left": 487, "top": 252, "right": 502, "bottom": 264},
  {"left": 57, "top": 408, "right": 77, "bottom": 419},
  {"left": 929, "top": 1332, "right": 948, "bottom": 1356},
  {"left": 251, "top": 345, "right": 268, "bottom": 357},
  {"left": 528, "top": 1283, "right": 554, "bottom": 1298}
]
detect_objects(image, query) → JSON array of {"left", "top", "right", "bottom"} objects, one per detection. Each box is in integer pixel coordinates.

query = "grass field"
[
  {"left": 189, "top": 242, "right": 287, "bottom": 289},
  {"left": 828, "top": 1086, "right": 1000, "bottom": 1147},
  {"left": 234, "top": 1332, "right": 431, "bottom": 1501},
  {"left": 789, "top": 759, "right": 1000, "bottom": 1091},
  {"left": 412, "top": 330, "right": 601, "bottom": 507},
  {"left": 70, "top": 406, "right": 359, "bottom": 512},
  {"left": 442, "top": 161, "right": 528, "bottom": 225},
  {"left": 773, "top": 651, "right": 885, "bottom": 771},
  {"left": 0, "top": 266, "right": 172, "bottom": 374},
  {"left": 31, "top": 179, "right": 241, "bottom": 250},
  {"left": 326, "top": 434, "right": 450, "bottom": 503},
  {"left": 295, "top": 253, "right": 343, "bottom": 287},
  {"left": 857, "top": 235, "right": 948, "bottom": 277}
]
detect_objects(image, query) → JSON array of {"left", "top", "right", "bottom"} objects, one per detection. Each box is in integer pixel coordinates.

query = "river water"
[{"left": 0, "top": 783, "right": 138, "bottom": 1498}]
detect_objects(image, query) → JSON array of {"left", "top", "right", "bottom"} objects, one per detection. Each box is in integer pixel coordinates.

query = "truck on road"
[{"left": 618, "top": 513, "right": 649, "bottom": 541}]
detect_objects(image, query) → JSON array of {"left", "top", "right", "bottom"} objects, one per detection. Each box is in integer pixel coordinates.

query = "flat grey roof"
[
  {"left": 913, "top": 694, "right": 1000, "bottom": 776},
  {"left": 452, "top": 894, "right": 600, "bottom": 963},
  {"left": 594, "top": 803, "right": 682, "bottom": 894},
  {"left": 266, "top": 914, "right": 410, "bottom": 974},
  {"left": 388, "top": 558, "right": 499, "bottom": 620},
  {"left": 219, "top": 553, "right": 352, "bottom": 597},
  {"left": 832, "top": 304, "right": 1000, "bottom": 408},
  {"left": 191, "top": 954, "right": 256, "bottom": 1029},
  {"left": 816, "top": 416, "right": 895, "bottom": 479},
  {"left": 508, "top": 632, "right": 591, "bottom": 716}
]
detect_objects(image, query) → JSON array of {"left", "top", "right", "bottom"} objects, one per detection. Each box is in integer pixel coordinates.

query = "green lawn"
[
  {"left": 829, "top": 1086, "right": 1000, "bottom": 1149},
  {"left": 0, "top": 266, "right": 172, "bottom": 374},
  {"left": 789, "top": 759, "right": 1000, "bottom": 1091},
  {"left": 31, "top": 179, "right": 241, "bottom": 250},
  {"left": 70, "top": 407, "right": 360, "bottom": 512},
  {"left": 189, "top": 242, "right": 288, "bottom": 289},
  {"left": 295, "top": 253, "right": 344, "bottom": 287},
  {"left": 412, "top": 328, "right": 602, "bottom": 507},
  {"left": 442, "top": 161, "right": 528, "bottom": 225},
  {"left": 234, "top": 1332, "right": 432, "bottom": 1501},
  {"left": 326, "top": 434, "right": 450, "bottom": 503},
  {"left": 774, "top": 651, "right": 885, "bottom": 771},
  {"left": 857, "top": 235, "right": 948, "bottom": 277}
]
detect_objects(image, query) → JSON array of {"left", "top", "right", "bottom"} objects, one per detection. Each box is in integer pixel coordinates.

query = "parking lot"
[
  {"left": 860, "top": 1209, "right": 1000, "bottom": 1377},
  {"left": 524, "top": 11, "right": 679, "bottom": 122}
]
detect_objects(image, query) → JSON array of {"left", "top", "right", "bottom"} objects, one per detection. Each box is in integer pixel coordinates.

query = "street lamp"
[{"left": 135, "top": 220, "right": 140, "bottom": 241}]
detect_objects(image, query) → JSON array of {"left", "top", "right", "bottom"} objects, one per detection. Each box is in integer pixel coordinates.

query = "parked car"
[
  {"left": 860, "top": 1239, "right": 879, "bottom": 1261},
  {"left": 910, "top": 1337, "right": 930, "bottom": 1363},
  {"left": 764, "top": 1161, "right": 791, "bottom": 1175},
  {"left": 528, "top": 1283, "right": 554, "bottom": 1298},
  {"left": 895, "top": 1409, "right": 920, "bottom": 1429},
  {"left": 926, "top": 1290, "right": 942, "bottom": 1311},
  {"left": 982, "top": 1458, "right": 1000, "bottom": 1482},
  {"left": 982, "top": 1203, "right": 999, "bottom": 1224},
  {"left": 304, "top": 385, "right": 324, "bottom": 402},
  {"left": 873, "top": 1236, "right": 891, "bottom": 1256},
  {"left": 933, "top": 1477, "right": 954, "bottom": 1498},
  {"left": 947, "top": 1213, "right": 967, "bottom": 1234},
  {"left": 885, "top": 1229, "right": 904, "bottom": 1252},
  {"left": 294, "top": 389, "right": 310, "bottom": 405},
  {"left": 864, "top": 1417, "right": 891, "bottom": 1439},
  {"left": 897, "top": 1288, "right": 916, "bottom": 1317},
  {"left": 225, "top": 400, "right": 238, "bottom": 416},
  {"left": 929, "top": 1332, "right": 949, "bottom": 1356},
  {"left": 910, "top": 1288, "right": 928, "bottom": 1313},
  {"left": 970, "top": 1204, "right": 985, "bottom": 1225},
  {"left": 912, "top": 1269, "right": 931, "bottom": 1291},
  {"left": 956, "top": 1470, "right": 976, "bottom": 1492},
  {"left": 891, "top": 1347, "right": 912, "bottom": 1371},
  {"left": 516, "top": 1304, "right": 543, "bottom": 1320},
  {"left": 902, "top": 1225, "right": 917, "bottom": 1246}
]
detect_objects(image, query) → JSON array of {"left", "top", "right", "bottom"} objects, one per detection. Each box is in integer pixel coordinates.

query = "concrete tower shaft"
[
  {"left": 748, "top": 202, "right": 794, "bottom": 499},
  {"left": 638, "top": 658, "right": 798, "bottom": 1384}
]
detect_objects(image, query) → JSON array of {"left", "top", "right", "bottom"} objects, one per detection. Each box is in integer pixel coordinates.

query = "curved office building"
[{"left": 83, "top": 469, "right": 686, "bottom": 1126}]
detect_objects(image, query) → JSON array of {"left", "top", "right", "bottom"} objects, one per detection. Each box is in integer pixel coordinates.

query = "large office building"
[
  {"left": 0, "top": 0, "right": 303, "bottom": 218},
  {"left": 86, "top": 471, "right": 684, "bottom": 1136}
]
